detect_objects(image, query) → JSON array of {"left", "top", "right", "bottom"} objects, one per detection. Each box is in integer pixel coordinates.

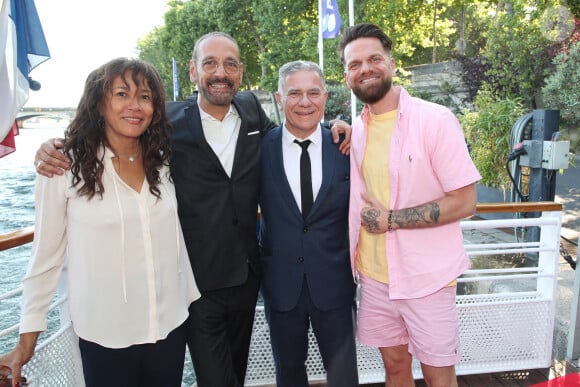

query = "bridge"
[{"left": 16, "top": 107, "right": 75, "bottom": 128}]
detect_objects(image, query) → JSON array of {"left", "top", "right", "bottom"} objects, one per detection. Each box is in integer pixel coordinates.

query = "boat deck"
[
  {"left": 305, "top": 360, "right": 580, "bottom": 386},
  {"left": 3, "top": 202, "right": 578, "bottom": 387},
  {"left": 419, "top": 360, "right": 578, "bottom": 386}
]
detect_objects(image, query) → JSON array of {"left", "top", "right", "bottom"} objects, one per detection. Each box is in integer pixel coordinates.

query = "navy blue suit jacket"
[{"left": 259, "top": 125, "right": 356, "bottom": 312}]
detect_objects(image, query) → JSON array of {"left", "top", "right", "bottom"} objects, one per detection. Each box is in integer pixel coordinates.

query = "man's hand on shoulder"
[
  {"left": 329, "top": 119, "right": 351, "bottom": 156},
  {"left": 35, "top": 138, "right": 70, "bottom": 177}
]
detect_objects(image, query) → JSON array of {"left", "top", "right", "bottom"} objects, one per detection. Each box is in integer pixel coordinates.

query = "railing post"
[
  {"left": 526, "top": 110, "right": 560, "bottom": 244},
  {"left": 566, "top": 224, "right": 580, "bottom": 362},
  {"left": 537, "top": 211, "right": 561, "bottom": 298}
]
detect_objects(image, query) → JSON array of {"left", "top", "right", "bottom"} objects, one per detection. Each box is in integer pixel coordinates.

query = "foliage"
[
  {"left": 133, "top": 0, "right": 580, "bottom": 185},
  {"left": 324, "top": 84, "right": 367, "bottom": 123},
  {"left": 325, "top": 84, "right": 352, "bottom": 122},
  {"left": 542, "top": 37, "right": 580, "bottom": 156},
  {"left": 482, "top": 1, "right": 560, "bottom": 108},
  {"left": 350, "top": 0, "right": 467, "bottom": 65},
  {"left": 137, "top": 0, "right": 500, "bottom": 98},
  {"left": 252, "top": 0, "right": 322, "bottom": 89},
  {"left": 542, "top": 39, "right": 580, "bottom": 126},
  {"left": 455, "top": 55, "right": 490, "bottom": 103},
  {"left": 459, "top": 86, "right": 526, "bottom": 190},
  {"left": 138, "top": 0, "right": 220, "bottom": 99}
]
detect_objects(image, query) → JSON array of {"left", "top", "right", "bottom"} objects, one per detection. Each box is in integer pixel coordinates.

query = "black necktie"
[{"left": 294, "top": 139, "right": 313, "bottom": 219}]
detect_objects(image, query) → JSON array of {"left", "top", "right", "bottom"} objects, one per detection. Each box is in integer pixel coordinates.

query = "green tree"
[
  {"left": 460, "top": 86, "right": 526, "bottom": 189},
  {"left": 138, "top": 0, "right": 488, "bottom": 98},
  {"left": 138, "top": 0, "right": 574, "bottom": 113},
  {"left": 542, "top": 39, "right": 580, "bottom": 150},
  {"left": 542, "top": 39, "right": 580, "bottom": 125},
  {"left": 138, "top": 0, "right": 220, "bottom": 99},
  {"left": 482, "top": 1, "right": 560, "bottom": 108}
]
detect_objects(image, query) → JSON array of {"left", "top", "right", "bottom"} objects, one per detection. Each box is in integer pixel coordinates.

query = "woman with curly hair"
[{"left": 0, "top": 58, "right": 200, "bottom": 387}]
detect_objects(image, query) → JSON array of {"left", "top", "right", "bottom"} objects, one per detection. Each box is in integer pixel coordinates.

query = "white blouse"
[{"left": 20, "top": 147, "right": 200, "bottom": 349}]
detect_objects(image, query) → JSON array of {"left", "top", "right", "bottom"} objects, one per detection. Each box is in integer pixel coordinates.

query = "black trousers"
[
  {"left": 79, "top": 322, "right": 187, "bottom": 387},
  {"left": 265, "top": 279, "right": 359, "bottom": 387},
  {"left": 186, "top": 268, "right": 260, "bottom": 387}
]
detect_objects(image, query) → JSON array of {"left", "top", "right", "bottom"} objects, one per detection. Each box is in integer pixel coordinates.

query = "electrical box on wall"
[{"left": 542, "top": 141, "right": 570, "bottom": 170}]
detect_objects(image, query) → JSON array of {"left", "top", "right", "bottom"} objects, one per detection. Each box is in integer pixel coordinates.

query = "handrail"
[
  {"left": 0, "top": 202, "right": 563, "bottom": 252},
  {"left": 0, "top": 226, "right": 34, "bottom": 252},
  {"left": 475, "top": 201, "right": 562, "bottom": 213},
  {"left": 0, "top": 201, "right": 565, "bottom": 385}
]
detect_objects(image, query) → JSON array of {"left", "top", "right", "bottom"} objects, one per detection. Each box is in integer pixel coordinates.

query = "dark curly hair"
[{"left": 64, "top": 57, "right": 172, "bottom": 200}]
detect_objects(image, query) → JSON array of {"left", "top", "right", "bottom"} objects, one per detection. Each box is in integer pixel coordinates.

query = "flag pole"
[
  {"left": 172, "top": 58, "right": 179, "bottom": 102},
  {"left": 318, "top": 0, "right": 323, "bottom": 73},
  {"left": 349, "top": 0, "right": 356, "bottom": 123}
]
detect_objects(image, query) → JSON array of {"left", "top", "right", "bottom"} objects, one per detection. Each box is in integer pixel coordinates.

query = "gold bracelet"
[{"left": 387, "top": 210, "right": 393, "bottom": 232}]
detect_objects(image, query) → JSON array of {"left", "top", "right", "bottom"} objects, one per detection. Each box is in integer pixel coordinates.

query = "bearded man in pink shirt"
[{"left": 339, "top": 23, "right": 481, "bottom": 387}]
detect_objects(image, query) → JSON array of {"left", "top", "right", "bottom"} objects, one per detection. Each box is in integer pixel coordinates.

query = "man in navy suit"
[{"left": 259, "top": 61, "right": 358, "bottom": 387}]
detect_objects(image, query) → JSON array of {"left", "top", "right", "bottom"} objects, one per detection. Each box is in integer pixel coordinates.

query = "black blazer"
[
  {"left": 259, "top": 126, "right": 356, "bottom": 312},
  {"left": 168, "top": 92, "right": 276, "bottom": 291}
]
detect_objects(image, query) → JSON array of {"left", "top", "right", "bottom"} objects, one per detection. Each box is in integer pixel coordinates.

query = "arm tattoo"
[
  {"left": 362, "top": 208, "right": 382, "bottom": 233},
  {"left": 394, "top": 202, "right": 440, "bottom": 229},
  {"left": 429, "top": 203, "right": 440, "bottom": 223}
]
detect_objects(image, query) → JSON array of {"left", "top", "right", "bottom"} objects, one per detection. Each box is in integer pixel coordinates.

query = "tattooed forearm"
[
  {"left": 360, "top": 202, "right": 441, "bottom": 233},
  {"left": 393, "top": 202, "right": 441, "bottom": 229},
  {"left": 361, "top": 207, "right": 383, "bottom": 233},
  {"left": 429, "top": 203, "right": 440, "bottom": 223}
]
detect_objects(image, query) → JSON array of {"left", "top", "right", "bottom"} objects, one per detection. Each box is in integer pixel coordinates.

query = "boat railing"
[{"left": 0, "top": 202, "right": 563, "bottom": 386}]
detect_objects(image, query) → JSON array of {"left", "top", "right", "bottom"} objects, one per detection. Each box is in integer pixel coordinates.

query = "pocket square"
[{"left": 247, "top": 131, "right": 260, "bottom": 136}]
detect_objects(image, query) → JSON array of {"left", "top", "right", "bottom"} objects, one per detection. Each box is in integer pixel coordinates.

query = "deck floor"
[{"left": 307, "top": 360, "right": 580, "bottom": 386}]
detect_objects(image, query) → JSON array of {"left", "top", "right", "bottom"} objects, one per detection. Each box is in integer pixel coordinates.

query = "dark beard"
[
  {"left": 199, "top": 77, "right": 237, "bottom": 106},
  {"left": 351, "top": 77, "right": 392, "bottom": 104}
]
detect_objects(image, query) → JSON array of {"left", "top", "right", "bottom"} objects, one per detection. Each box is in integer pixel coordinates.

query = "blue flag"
[
  {"left": 172, "top": 58, "right": 180, "bottom": 101},
  {"left": 322, "top": 0, "right": 342, "bottom": 39}
]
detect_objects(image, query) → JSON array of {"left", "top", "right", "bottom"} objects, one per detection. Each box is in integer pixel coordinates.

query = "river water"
[{"left": 0, "top": 126, "right": 195, "bottom": 385}]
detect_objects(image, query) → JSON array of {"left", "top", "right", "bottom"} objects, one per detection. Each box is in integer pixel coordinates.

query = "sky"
[{"left": 25, "top": 0, "right": 169, "bottom": 108}]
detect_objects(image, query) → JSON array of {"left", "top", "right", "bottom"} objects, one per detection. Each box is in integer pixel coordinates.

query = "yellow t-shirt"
[
  {"left": 355, "top": 110, "right": 397, "bottom": 284},
  {"left": 354, "top": 110, "right": 458, "bottom": 288}
]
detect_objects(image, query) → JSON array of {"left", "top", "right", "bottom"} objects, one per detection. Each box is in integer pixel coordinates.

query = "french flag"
[{"left": 0, "top": 0, "right": 50, "bottom": 158}]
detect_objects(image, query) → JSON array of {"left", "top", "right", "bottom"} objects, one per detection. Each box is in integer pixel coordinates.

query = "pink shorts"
[{"left": 357, "top": 274, "right": 461, "bottom": 367}]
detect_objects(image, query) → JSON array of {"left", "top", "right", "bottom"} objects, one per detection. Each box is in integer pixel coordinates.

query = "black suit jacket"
[
  {"left": 259, "top": 126, "right": 356, "bottom": 312},
  {"left": 167, "top": 91, "right": 276, "bottom": 291}
]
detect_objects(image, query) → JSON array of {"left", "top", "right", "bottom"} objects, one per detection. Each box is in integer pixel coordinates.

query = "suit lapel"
[
  {"left": 309, "top": 128, "right": 337, "bottom": 217},
  {"left": 184, "top": 95, "right": 230, "bottom": 177},
  {"left": 267, "top": 127, "right": 303, "bottom": 219},
  {"left": 230, "top": 96, "right": 249, "bottom": 178}
]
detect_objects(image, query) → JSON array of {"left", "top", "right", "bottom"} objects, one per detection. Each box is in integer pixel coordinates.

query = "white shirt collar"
[
  {"left": 281, "top": 123, "right": 322, "bottom": 149},
  {"left": 197, "top": 98, "right": 239, "bottom": 121}
]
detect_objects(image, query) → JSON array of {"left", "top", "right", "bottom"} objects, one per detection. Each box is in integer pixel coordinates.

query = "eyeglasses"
[{"left": 200, "top": 59, "right": 241, "bottom": 75}]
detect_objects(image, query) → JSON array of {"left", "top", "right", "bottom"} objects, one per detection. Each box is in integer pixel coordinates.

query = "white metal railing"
[
  {"left": 0, "top": 269, "right": 85, "bottom": 386},
  {"left": 0, "top": 206, "right": 563, "bottom": 386},
  {"left": 243, "top": 210, "right": 562, "bottom": 385}
]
